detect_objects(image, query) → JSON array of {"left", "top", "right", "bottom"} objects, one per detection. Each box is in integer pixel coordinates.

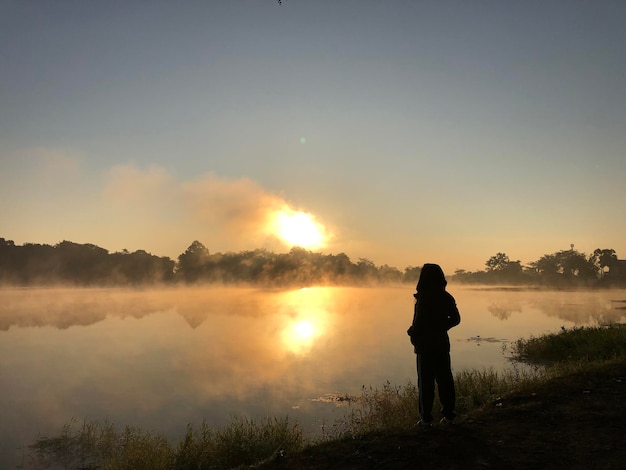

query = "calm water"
[{"left": 1, "top": 285, "right": 625, "bottom": 467}]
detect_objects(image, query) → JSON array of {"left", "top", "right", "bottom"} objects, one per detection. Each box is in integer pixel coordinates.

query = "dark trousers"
[{"left": 417, "top": 352, "right": 456, "bottom": 422}]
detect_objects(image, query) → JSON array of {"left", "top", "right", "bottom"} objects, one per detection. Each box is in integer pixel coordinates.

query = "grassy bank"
[{"left": 25, "top": 325, "right": 626, "bottom": 470}]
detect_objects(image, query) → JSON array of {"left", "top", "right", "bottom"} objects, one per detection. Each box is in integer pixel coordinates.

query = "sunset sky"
[{"left": 1, "top": 0, "right": 625, "bottom": 274}]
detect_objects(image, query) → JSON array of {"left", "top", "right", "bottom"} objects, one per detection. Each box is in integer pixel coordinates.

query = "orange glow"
[
  {"left": 278, "top": 287, "right": 334, "bottom": 355},
  {"left": 293, "top": 320, "right": 315, "bottom": 339},
  {"left": 272, "top": 209, "right": 328, "bottom": 249}
]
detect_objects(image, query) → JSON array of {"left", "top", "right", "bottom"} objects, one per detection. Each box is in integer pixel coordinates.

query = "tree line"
[
  {"left": 454, "top": 248, "right": 625, "bottom": 287},
  {"left": 0, "top": 237, "right": 623, "bottom": 287},
  {"left": 0, "top": 238, "right": 414, "bottom": 286}
]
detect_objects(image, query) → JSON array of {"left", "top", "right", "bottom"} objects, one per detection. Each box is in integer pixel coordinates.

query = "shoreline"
[{"left": 257, "top": 360, "right": 626, "bottom": 469}]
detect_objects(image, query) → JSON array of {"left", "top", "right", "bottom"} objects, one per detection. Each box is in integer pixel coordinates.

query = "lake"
[{"left": 1, "top": 285, "right": 625, "bottom": 468}]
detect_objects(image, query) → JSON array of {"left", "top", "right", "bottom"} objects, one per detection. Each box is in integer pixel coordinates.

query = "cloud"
[
  {"left": 103, "top": 164, "right": 173, "bottom": 204},
  {"left": 98, "top": 164, "right": 323, "bottom": 253},
  {"left": 181, "top": 172, "right": 286, "bottom": 238},
  {"left": 0, "top": 147, "right": 83, "bottom": 189}
]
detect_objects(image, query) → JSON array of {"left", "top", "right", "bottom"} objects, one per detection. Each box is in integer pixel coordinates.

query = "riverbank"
[{"left": 257, "top": 360, "right": 626, "bottom": 469}]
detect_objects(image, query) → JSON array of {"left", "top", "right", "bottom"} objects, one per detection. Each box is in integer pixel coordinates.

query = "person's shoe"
[
  {"left": 416, "top": 419, "right": 433, "bottom": 428},
  {"left": 439, "top": 417, "right": 455, "bottom": 425}
]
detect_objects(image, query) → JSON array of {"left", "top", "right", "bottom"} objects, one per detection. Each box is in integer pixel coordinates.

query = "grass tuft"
[
  {"left": 454, "top": 365, "right": 544, "bottom": 412},
  {"left": 27, "top": 416, "right": 302, "bottom": 470},
  {"left": 333, "top": 381, "right": 419, "bottom": 437}
]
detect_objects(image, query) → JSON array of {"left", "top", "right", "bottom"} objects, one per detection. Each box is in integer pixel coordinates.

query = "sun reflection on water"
[
  {"left": 293, "top": 320, "right": 314, "bottom": 339},
  {"left": 278, "top": 287, "right": 334, "bottom": 355}
]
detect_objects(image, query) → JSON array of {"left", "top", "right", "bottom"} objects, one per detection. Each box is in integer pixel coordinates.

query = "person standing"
[{"left": 407, "top": 263, "right": 461, "bottom": 426}]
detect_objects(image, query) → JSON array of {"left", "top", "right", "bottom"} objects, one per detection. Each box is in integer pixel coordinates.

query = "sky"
[{"left": 1, "top": 0, "right": 625, "bottom": 274}]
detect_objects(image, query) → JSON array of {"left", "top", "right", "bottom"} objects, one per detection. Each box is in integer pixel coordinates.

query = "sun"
[{"left": 273, "top": 210, "right": 328, "bottom": 249}]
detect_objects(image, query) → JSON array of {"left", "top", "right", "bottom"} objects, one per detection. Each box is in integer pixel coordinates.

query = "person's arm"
[
  {"left": 407, "top": 301, "right": 418, "bottom": 343},
  {"left": 446, "top": 295, "right": 460, "bottom": 330}
]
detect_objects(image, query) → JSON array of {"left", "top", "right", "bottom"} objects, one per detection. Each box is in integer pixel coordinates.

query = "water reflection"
[
  {"left": 283, "top": 318, "right": 317, "bottom": 354},
  {"left": 1, "top": 286, "right": 626, "bottom": 469},
  {"left": 0, "top": 287, "right": 175, "bottom": 330},
  {"left": 2, "top": 286, "right": 624, "bottom": 332},
  {"left": 487, "top": 301, "right": 523, "bottom": 320},
  {"left": 529, "top": 293, "right": 624, "bottom": 325},
  {"left": 278, "top": 288, "right": 332, "bottom": 355},
  {"left": 468, "top": 288, "right": 626, "bottom": 325}
]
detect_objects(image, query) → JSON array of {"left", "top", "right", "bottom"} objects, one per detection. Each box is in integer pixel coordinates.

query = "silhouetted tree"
[
  {"left": 326, "top": 253, "right": 354, "bottom": 280},
  {"left": 591, "top": 248, "right": 618, "bottom": 277},
  {"left": 529, "top": 253, "right": 560, "bottom": 282},
  {"left": 529, "top": 248, "right": 597, "bottom": 286},
  {"left": 111, "top": 249, "right": 175, "bottom": 285},
  {"left": 378, "top": 264, "right": 403, "bottom": 283},
  {"left": 355, "top": 258, "right": 377, "bottom": 282},
  {"left": 485, "top": 252, "right": 511, "bottom": 271},
  {"left": 403, "top": 266, "right": 422, "bottom": 284},
  {"left": 177, "top": 241, "right": 210, "bottom": 282},
  {"left": 558, "top": 249, "right": 596, "bottom": 280},
  {"left": 53, "top": 241, "right": 110, "bottom": 284},
  {"left": 483, "top": 252, "right": 525, "bottom": 283}
]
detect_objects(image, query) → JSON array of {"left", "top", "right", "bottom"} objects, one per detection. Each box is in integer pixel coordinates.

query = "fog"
[{"left": 2, "top": 285, "right": 625, "bottom": 331}]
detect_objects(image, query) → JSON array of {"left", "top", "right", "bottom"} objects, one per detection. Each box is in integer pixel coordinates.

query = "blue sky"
[{"left": 1, "top": 0, "right": 625, "bottom": 273}]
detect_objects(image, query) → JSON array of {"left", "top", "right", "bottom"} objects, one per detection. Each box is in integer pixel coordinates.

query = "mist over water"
[{"left": 1, "top": 285, "right": 625, "bottom": 468}]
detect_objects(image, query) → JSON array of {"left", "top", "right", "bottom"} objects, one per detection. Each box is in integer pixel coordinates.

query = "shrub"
[{"left": 511, "top": 325, "right": 626, "bottom": 365}]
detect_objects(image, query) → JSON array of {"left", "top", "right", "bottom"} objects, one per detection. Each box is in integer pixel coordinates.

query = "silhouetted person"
[{"left": 407, "top": 263, "right": 461, "bottom": 426}]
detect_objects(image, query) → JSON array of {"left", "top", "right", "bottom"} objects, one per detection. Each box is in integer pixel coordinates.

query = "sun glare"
[
  {"left": 282, "top": 315, "right": 323, "bottom": 355},
  {"left": 278, "top": 287, "right": 334, "bottom": 355},
  {"left": 274, "top": 210, "right": 327, "bottom": 249},
  {"left": 293, "top": 320, "right": 314, "bottom": 339}
]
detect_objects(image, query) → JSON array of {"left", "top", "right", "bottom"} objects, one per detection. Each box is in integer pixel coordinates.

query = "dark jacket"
[{"left": 408, "top": 290, "right": 460, "bottom": 354}]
